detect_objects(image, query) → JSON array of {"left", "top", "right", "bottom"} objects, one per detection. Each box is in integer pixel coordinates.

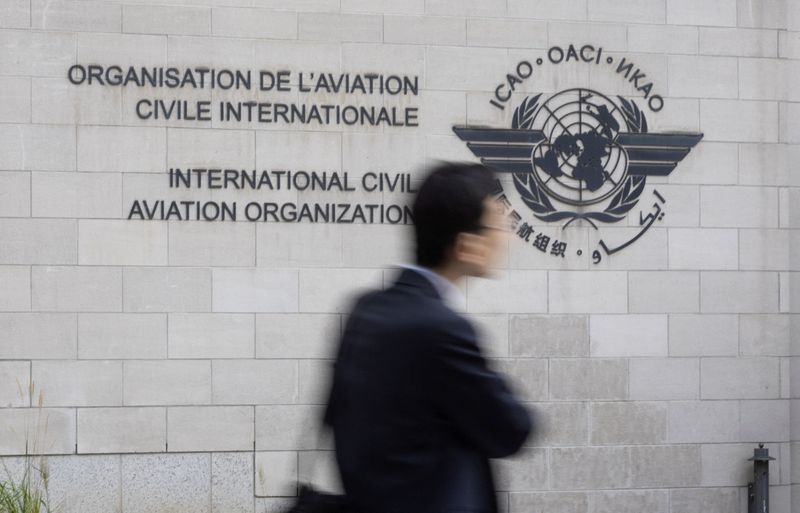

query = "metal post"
[{"left": 747, "top": 444, "right": 774, "bottom": 513}]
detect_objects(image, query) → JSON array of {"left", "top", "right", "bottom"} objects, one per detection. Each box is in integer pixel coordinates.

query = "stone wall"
[{"left": 0, "top": 0, "right": 797, "bottom": 512}]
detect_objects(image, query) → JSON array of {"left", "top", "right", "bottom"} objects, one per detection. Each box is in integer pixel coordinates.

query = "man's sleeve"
[{"left": 433, "top": 319, "right": 533, "bottom": 458}]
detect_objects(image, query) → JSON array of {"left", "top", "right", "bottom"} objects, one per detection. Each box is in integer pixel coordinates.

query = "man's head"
[{"left": 412, "top": 162, "right": 508, "bottom": 279}]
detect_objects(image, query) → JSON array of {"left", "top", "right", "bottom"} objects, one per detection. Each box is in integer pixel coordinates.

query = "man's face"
[{"left": 457, "top": 197, "right": 509, "bottom": 278}]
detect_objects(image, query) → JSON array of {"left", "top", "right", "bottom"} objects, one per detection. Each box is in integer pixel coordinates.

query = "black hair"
[{"left": 412, "top": 161, "right": 497, "bottom": 267}]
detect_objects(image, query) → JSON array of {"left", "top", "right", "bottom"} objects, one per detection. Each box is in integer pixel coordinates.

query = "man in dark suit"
[{"left": 323, "top": 162, "right": 534, "bottom": 513}]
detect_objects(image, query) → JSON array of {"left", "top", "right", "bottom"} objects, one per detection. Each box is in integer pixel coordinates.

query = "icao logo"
[{"left": 454, "top": 47, "right": 703, "bottom": 264}]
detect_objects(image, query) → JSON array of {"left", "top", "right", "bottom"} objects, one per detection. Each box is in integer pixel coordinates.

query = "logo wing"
[
  {"left": 452, "top": 127, "right": 544, "bottom": 173},
  {"left": 616, "top": 133, "right": 703, "bottom": 177}
]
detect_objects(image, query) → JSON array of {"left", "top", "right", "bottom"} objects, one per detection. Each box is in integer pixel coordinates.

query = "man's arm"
[{"left": 433, "top": 319, "right": 533, "bottom": 458}]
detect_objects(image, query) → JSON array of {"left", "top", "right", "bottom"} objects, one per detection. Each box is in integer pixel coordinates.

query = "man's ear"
[{"left": 453, "top": 232, "right": 488, "bottom": 269}]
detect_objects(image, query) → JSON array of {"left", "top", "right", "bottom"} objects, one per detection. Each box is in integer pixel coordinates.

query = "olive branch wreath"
[{"left": 511, "top": 93, "right": 647, "bottom": 227}]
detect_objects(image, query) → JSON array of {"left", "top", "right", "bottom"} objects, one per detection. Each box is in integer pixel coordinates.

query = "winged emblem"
[{"left": 453, "top": 88, "right": 702, "bottom": 225}]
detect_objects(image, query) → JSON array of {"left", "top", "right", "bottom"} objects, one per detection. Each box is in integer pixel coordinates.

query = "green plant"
[{"left": 0, "top": 382, "right": 53, "bottom": 513}]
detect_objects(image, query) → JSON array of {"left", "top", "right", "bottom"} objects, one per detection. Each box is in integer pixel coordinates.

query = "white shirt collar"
[{"left": 398, "top": 264, "right": 464, "bottom": 307}]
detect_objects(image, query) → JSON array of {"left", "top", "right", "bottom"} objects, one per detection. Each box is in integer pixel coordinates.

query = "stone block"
[
  {"left": 589, "top": 314, "right": 668, "bottom": 357},
  {"left": 590, "top": 402, "right": 667, "bottom": 445},
  {"left": 493, "top": 359, "right": 548, "bottom": 402},
  {"left": 667, "top": 0, "right": 737, "bottom": 26},
  {"left": 550, "top": 447, "right": 629, "bottom": 489},
  {"left": 122, "top": 453, "right": 211, "bottom": 512},
  {"left": 31, "top": 77, "right": 121, "bottom": 125},
  {"left": 781, "top": 102, "right": 800, "bottom": 143},
  {"left": 668, "top": 56, "right": 738, "bottom": 98},
  {"left": 32, "top": 172, "right": 121, "bottom": 219},
  {"left": 167, "top": 406, "right": 254, "bottom": 452},
  {"left": 340, "top": 224, "right": 413, "bottom": 268},
  {"left": 212, "top": 360, "right": 296, "bottom": 405},
  {"left": 739, "top": 399, "right": 790, "bottom": 441},
  {"left": 168, "top": 313, "right": 254, "bottom": 359},
  {"left": 256, "top": 224, "right": 342, "bottom": 268},
  {"left": 32, "top": 266, "right": 122, "bottom": 312},
  {"left": 740, "top": 59, "right": 798, "bottom": 101},
  {"left": 77, "top": 407, "right": 165, "bottom": 453},
  {"left": 255, "top": 451, "right": 297, "bottom": 497},
  {"left": 525, "top": 402, "right": 588, "bottom": 447},
  {"left": 212, "top": 7, "right": 297, "bottom": 39},
  {"left": 425, "top": 46, "right": 509, "bottom": 91},
  {"left": 0, "top": 76, "right": 30, "bottom": 122},
  {"left": 510, "top": 315, "right": 588, "bottom": 357},
  {"left": 467, "top": 18, "right": 548, "bottom": 48},
  {"left": 740, "top": 229, "right": 791, "bottom": 270},
  {"left": 629, "top": 358, "right": 700, "bottom": 400},
  {"left": 548, "top": 272, "right": 628, "bottom": 313},
  {"left": 78, "top": 126, "right": 166, "bottom": 173},
  {"left": 31, "top": 0, "right": 120, "bottom": 32},
  {"left": 701, "top": 357, "right": 780, "bottom": 399},
  {"left": 0, "top": 0, "right": 29, "bottom": 28},
  {"left": 213, "top": 269, "right": 299, "bottom": 313},
  {"left": 78, "top": 313, "right": 167, "bottom": 359},
  {"left": 79, "top": 220, "right": 167, "bottom": 266},
  {"left": 298, "top": 13, "right": 382, "bottom": 42},
  {"left": 739, "top": 143, "right": 800, "bottom": 186},
  {"left": 737, "top": 0, "right": 787, "bottom": 28},
  {"left": 588, "top": 0, "right": 665, "bottom": 23},
  {"left": 298, "top": 360, "right": 333, "bottom": 405},
  {"left": 212, "top": 453, "right": 254, "bottom": 513},
  {"left": 0, "top": 31, "right": 75, "bottom": 77},
  {"left": 700, "top": 100, "right": 779, "bottom": 143},
  {"left": 384, "top": 15, "right": 464, "bottom": 45},
  {"left": 32, "top": 361, "right": 122, "bottom": 407},
  {"left": 591, "top": 489, "right": 669, "bottom": 513},
  {"left": 0, "top": 171, "right": 30, "bottom": 218},
  {"left": 77, "top": 33, "right": 166, "bottom": 67},
  {"left": 549, "top": 359, "right": 627, "bottom": 400},
  {"left": 494, "top": 448, "right": 548, "bottom": 491},
  {"left": 700, "top": 27, "right": 778, "bottom": 57},
  {"left": 668, "top": 314, "right": 738, "bottom": 356},
  {"left": 0, "top": 124, "right": 76, "bottom": 171},
  {"left": 668, "top": 228, "right": 739, "bottom": 270},
  {"left": 342, "top": 132, "right": 426, "bottom": 176},
  {"left": 740, "top": 314, "right": 792, "bottom": 356},
  {"left": 0, "top": 408, "right": 75, "bottom": 455},
  {"left": 256, "top": 405, "right": 326, "bottom": 450},
  {"left": 0, "top": 361, "right": 29, "bottom": 407},
  {"left": 671, "top": 486, "right": 738, "bottom": 513},
  {"left": 124, "top": 267, "right": 212, "bottom": 312},
  {"left": 0, "top": 265, "right": 30, "bottom": 311},
  {"left": 168, "top": 127, "right": 255, "bottom": 167},
  {"left": 509, "top": 491, "right": 588, "bottom": 513},
  {"left": 0, "top": 313, "right": 76, "bottom": 359},
  {"left": 466, "top": 271, "right": 548, "bottom": 313},
  {"left": 549, "top": 22, "right": 627, "bottom": 51},
  {"left": 629, "top": 271, "right": 700, "bottom": 313},
  {"left": 124, "top": 360, "right": 211, "bottom": 406},
  {"left": 667, "top": 400, "right": 739, "bottom": 442},
  {"left": 46, "top": 455, "right": 121, "bottom": 513},
  {"left": 628, "top": 24, "right": 697, "bottom": 54},
  {"left": 629, "top": 445, "right": 701, "bottom": 487},
  {"left": 123, "top": 5, "right": 210, "bottom": 35},
  {"left": 700, "top": 272, "right": 779, "bottom": 313},
  {"left": 256, "top": 314, "right": 340, "bottom": 359},
  {"left": 298, "top": 268, "right": 382, "bottom": 313}
]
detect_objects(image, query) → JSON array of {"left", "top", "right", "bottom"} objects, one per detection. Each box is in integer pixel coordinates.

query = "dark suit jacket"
[{"left": 323, "top": 268, "right": 533, "bottom": 513}]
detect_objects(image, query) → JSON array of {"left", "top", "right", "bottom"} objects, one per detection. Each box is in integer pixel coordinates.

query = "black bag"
[{"left": 285, "top": 484, "right": 348, "bottom": 513}]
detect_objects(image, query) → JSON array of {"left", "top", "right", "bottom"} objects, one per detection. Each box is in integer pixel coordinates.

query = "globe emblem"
[{"left": 529, "top": 88, "right": 630, "bottom": 206}]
